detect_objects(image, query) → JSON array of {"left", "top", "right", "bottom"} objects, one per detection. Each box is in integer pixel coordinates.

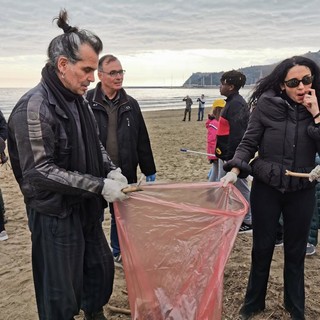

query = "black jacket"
[
  {"left": 215, "top": 92, "right": 249, "bottom": 161},
  {"left": 86, "top": 84, "right": 156, "bottom": 184},
  {"left": 224, "top": 90, "right": 320, "bottom": 192},
  {"left": 8, "top": 81, "right": 112, "bottom": 217}
]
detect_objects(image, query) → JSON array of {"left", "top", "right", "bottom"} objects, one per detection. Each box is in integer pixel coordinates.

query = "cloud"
[
  {"left": 2, "top": 0, "right": 319, "bottom": 55},
  {"left": 0, "top": 0, "right": 319, "bottom": 87}
]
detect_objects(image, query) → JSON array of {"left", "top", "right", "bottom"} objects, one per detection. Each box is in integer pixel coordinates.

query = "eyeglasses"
[
  {"left": 99, "top": 69, "right": 126, "bottom": 77},
  {"left": 284, "top": 75, "right": 314, "bottom": 88}
]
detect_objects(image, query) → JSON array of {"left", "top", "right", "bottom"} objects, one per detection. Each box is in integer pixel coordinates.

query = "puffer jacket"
[
  {"left": 86, "top": 83, "right": 156, "bottom": 184},
  {"left": 7, "top": 80, "right": 112, "bottom": 217},
  {"left": 224, "top": 90, "right": 320, "bottom": 193}
]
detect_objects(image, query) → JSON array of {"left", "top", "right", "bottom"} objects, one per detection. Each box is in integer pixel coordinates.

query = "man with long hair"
[{"left": 8, "top": 10, "right": 128, "bottom": 320}]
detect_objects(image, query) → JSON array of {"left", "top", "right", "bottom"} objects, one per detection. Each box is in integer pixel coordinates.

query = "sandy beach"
[{"left": 1, "top": 107, "right": 320, "bottom": 319}]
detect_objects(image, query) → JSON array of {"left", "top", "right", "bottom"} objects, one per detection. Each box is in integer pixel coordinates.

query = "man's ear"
[
  {"left": 57, "top": 56, "right": 68, "bottom": 75},
  {"left": 97, "top": 71, "right": 103, "bottom": 81}
]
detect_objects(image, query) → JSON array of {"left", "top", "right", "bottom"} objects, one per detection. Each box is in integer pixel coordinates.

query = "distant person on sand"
[
  {"left": 196, "top": 94, "right": 206, "bottom": 121},
  {"left": 215, "top": 70, "right": 252, "bottom": 233},
  {"left": 220, "top": 56, "right": 320, "bottom": 320},
  {"left": 0, "top": 109, "right": 8, "bottom": 241},
  {"left": 86, "top": 54, "right": 156, "bottom": 268},
  {"left": 182, "top": 95, "right": 193, "bottom": 121},
  {"left": 206, "top": 99, "right": 225, "bottom": 182},
  {"left": 7, "top": 9, "right": 129, "bottom": 320}
]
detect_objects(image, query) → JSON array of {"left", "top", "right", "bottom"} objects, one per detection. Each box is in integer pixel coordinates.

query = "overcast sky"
[{"left": 1, "top": 0, "right": 319, "bottom": 88}]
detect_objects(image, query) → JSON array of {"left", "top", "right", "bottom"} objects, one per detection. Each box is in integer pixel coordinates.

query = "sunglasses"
[{"left": 284, "top": 75, "right": 314, "bottom": 88}]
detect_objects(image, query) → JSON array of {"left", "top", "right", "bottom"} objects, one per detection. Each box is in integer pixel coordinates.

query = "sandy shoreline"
[{"left": 1, "top": 107, "right": 319, "bottom": 319}]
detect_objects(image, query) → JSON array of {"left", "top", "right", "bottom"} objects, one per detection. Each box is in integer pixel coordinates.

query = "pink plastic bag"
[{"left": 114, "top": 182, "right": 248, "bottom": 320}]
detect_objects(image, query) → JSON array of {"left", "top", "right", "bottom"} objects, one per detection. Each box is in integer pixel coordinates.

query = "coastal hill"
[{"left": 182, "top": 50, "right": 320, "bottom": 87}]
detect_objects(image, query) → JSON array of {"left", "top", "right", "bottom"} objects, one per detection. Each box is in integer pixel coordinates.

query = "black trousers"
[
  {"left": 241, "top": 179, "right": 315, "bottom": 319},
  {"left": 183, "top": 108, "right": 191, "bottom": 121},
  {"left": 0, "top": 189, "right": 5, "bottom": 231},
  {"left": 27, "top": 207, "right": 114, "bottom": 320}
]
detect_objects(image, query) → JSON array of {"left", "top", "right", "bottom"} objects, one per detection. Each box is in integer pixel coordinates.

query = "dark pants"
[
  {"left": 109, "top": 203, "right": 120, "bottom": 257},
  {"left": 0, "top": 189, "right": 5, "bottom": 231},
  {"left": 183, "top": 108, "right": 191, "bottom": 121},
  {"left": 241, "top": 180, "right": 315, "bottom": 319},
  {"left": 27, "top": 207, "right": 114, "bottom": 320},
  {"left": 197, "top": 107, "right": 204, "bottom": 121}
]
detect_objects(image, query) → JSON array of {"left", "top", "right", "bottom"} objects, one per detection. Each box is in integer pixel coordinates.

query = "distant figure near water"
[
  {"left": 196, "top": 93, "right": 206, "bottom": 121},
  {"left": 182, "top": 95, "right": 193, "bottom": 121}
]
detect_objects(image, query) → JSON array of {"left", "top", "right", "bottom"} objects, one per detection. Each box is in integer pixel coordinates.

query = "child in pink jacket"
[{"left": 206, "top": 99, "right": 226, "bottom": 181}]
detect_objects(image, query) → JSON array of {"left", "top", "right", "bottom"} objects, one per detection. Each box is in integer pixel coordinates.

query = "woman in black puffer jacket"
[{"left": 221, "top": 56, "right": 320, "bottom": 320}]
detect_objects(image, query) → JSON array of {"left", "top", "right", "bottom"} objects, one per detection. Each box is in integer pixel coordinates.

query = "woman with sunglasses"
[{"left": 221, "top": 56, "right": 320, "bottom": 320}]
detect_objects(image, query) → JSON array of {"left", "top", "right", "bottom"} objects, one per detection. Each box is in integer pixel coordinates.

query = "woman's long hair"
[{"left": 248, "top": 56, "right": 320, "bottom": 108}]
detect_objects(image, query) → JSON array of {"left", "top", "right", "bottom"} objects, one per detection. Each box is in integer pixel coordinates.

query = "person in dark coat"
[
  {"left": 0, "top": 109, "right": 8, "bottom": 241},
  {"left": 215, "top": 70, "right": 252, "bottom": 233},
  {"left": 7, "top": 10, "right": 128, "bottom": 320},
  {"left": 221, "top": 56, "right": 320, "bottom": 320},
  {"left": 182, "top": 95, "right": 193, "bottom": 121},
  {"left": 86, "top": 54, "right": 156, "bottom": 267}
]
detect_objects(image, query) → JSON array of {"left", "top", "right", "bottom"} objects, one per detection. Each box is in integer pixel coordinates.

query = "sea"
[{"left": 0, "top": 86, "right": 253, "bottom": 120}]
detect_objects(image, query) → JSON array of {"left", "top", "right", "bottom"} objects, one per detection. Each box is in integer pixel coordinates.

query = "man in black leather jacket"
[{"left": 7, "top": 10, "right": 128, "bottom": 320}]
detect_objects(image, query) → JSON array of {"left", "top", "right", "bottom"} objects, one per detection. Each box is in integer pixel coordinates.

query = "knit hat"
[{"left": 212, "top": 99, "right": 226, "bottom": 108}]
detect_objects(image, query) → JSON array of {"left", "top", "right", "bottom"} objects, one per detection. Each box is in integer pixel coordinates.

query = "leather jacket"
[{"left": 8, "top": 80, "right": 113, "bottom": 217}]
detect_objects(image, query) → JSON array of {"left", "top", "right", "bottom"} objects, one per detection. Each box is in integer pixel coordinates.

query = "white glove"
[
  {"left": 220, "top": 171, "right": 238, "bottom": 187},
  {"left": 107, "top": 168, "right": 128, "bottom": 184},
  {"left": 309, "top": 165, "right": 320, "bottom": 182},
  {"left": 102, "top": 178, "right": 129, "bottom": 203}
]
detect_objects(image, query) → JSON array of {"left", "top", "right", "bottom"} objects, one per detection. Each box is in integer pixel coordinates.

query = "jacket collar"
[
  {"left": 90, "top": 82, "right": 130, "bottom": 110},
  {"left": 42, "top": 79, "right": 69, "bottom": 119}
]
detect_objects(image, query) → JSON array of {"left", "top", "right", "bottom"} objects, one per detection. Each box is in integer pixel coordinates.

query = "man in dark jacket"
[
  {"left": 0, "top": 109, "right": 8, "bottom": 241},
  {"left": 215, "top": 70, "right": 252, "bottom": 233},
  {"left": 7, "top": 10, "right": 128, "bottom": 320},
  {"left": 182, "top": 95, "right": 193, "bottom": 121},
  {"left": 86, "top": 54, "right": 156, "bottom": 267}
]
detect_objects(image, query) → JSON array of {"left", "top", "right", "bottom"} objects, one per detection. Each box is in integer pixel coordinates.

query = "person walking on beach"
[
  {"left": 215, "top": 70, "right": 252, "bottom": 233},
  {"left": 0, "top": 109, "right": 8, "bottom": 241},
  {"left": 87, "top": 54, "right": 156, "bottom": 268},
  {"left": 206, "top": 98, "right": 225, "bottom": 182},
  {"left": 197, "top": 93, "right": 206, "bottom": 121},
  {"left": 182, "top": 95, "right": 193, "bottom": 121},
  {"left": 220, "top": 56, "right": 320, "bottom": 320},
  {"left": 7, "top": 10, "right": 129, "bottom": 320}
]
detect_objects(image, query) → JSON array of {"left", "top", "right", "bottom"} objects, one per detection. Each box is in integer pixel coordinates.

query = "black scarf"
[{"left": 42, "top": 64, "right": 105, "bottom": 216}]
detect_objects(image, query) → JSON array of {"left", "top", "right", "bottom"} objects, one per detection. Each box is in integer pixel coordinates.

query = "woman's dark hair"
[
  {"left": 248, "top": 56, "right": 320, "bottom": 107},
  {"left": 47, "top": 9, "right": 103, "bottom": 68},
  {"left": 220, "top": 70, "right": 246, "bottom": 91}
]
